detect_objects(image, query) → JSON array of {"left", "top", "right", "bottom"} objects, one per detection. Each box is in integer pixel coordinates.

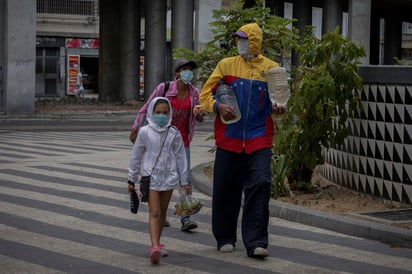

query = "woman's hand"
[{"left": 193, "top": 105, "right": 206, "bottom": 121}]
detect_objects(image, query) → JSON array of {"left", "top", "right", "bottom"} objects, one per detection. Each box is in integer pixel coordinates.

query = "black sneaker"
[
  {"left": 130, "top": 191, "right": 139, "bottom": 214},
  {"left": 181, "top": 219, "right": 198, "bottom": 232}
]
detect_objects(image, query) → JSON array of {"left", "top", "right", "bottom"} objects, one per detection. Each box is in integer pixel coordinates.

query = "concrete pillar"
[
  {"left": 99, "top": 0, "right": 121, "bottom": 101},
  {"left": 292, "top": 0, "right": 312, "bottom": 67},
  {"left": 348, "top": 0, "right": 371, "bottom": 64},
  {"left": 171, "top": 0, "right": 194, "bottom": 77},
  {"left": 266, "top": 0, "right": 284, "bottom": 17},
  {"left": 194, "top": 0, "right": 221, "bottom": 52},
  {"left": 144, "top": 0, "right": 167, "bottom": 99},
  {"left": 120, "top": 0, "right": 139, "bottom": 100},
  {"left": 293, "top": 0, "right": 312, "bottom": 34},
  {"left": 369, "top": 12, "right": 381, "bottom": 65},
  {"left": 0, "top": 0, "right": 4, "bottom": 113},
  {"left": 383, "top": 16, "right": 402, "bottom": 65},
  {"left": 4, "top": 0, "right": 36, "bottom": 114},
  {"left": 322, "top": 0, "right": 343, "bottom": 34}
]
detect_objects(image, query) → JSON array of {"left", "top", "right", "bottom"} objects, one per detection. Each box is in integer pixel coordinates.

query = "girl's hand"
[
  {"left": 182, "top": 184, "right": 192, "bottom": 195},
  {"left": 128, "top": 183, "right": 143, "bottom": 199},
  {"left": 127, "top": 184, "right": 135, "bottom": 194}
]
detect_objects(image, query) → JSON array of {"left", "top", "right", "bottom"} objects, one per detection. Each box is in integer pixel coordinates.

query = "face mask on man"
[
  {"left": 180, "top": 70, "right": 193, "bottom": 84},
  {"left": 237, "top": 38, "right": 250, "bottom": 57},
  {"left": 152, "top": 114, "right": 169, "bottom": 127}
]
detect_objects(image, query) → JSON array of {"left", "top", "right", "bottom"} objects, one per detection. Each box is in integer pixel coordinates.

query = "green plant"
[
  {"left": 271, "top": 154, "right": 289, "bottom": 198},
  {"left": 273, "top": 27, "right": 366, "bottom": 185}
]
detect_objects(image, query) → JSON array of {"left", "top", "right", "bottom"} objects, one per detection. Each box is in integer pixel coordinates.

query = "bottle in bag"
[{"left": 215, "top": 80, "right": 241, "bottom": 124}]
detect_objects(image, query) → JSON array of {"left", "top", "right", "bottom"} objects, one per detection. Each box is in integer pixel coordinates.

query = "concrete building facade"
[{"left": 2, "top": 0, "right": 412, "bottom": 113}]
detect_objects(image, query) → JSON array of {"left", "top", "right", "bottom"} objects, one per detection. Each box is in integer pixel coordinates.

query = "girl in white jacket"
[{"left": 127, "top": 97, "right": 191, "bottom": 264}]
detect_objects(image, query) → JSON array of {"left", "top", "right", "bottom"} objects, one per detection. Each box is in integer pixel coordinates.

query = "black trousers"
[{"left": 212, "top": 147, "right": 271, "bottom": 256}]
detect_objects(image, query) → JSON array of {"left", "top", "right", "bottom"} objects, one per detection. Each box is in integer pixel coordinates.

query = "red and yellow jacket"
[{"left": 200, "top": 23, "right": 279, "bottom": 154}]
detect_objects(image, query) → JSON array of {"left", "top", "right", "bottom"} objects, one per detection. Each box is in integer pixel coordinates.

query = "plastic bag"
[{"left": 174, "top": 190, "right": 203, "bottom": 216}]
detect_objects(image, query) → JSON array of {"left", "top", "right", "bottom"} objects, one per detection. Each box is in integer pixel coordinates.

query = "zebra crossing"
[{"left": 1, "top": 130, "right": 412, "bottom": 273}]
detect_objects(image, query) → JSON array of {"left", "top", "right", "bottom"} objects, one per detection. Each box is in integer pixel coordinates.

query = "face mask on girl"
[
  {"left": 180, "top": 70, "right": 193, "bottom": 84},
  {"left": 152, "top": 114, "right": 169, "bottom": 127},
  {"left": 237, "top": 38, "right": 250, "bottom": 57}
]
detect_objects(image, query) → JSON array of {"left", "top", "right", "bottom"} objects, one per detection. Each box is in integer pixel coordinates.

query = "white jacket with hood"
[{"left": 128, "top": 97, "right": 188, "bottom": 191}]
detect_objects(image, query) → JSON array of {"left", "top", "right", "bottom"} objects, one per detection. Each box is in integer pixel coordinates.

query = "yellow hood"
[{"left": 237, "top": 22, "right": 262, "bottom": 56}]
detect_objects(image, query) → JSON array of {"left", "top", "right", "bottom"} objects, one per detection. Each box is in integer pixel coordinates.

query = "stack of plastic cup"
[{"left": 267, "top": 67, "right": 289, "bottom": 107}]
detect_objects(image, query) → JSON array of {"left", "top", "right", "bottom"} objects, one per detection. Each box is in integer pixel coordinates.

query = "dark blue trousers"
[{"left": 212, "top": 147, "right": 271, "bottom": 256}]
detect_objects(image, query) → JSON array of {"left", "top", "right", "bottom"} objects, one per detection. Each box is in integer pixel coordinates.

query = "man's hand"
[
  {"left": 218, "top": 103, "right": 237, "bottom": 121},
  {"left": 272, "top": 103, "right": 287, "bottom": 114}
]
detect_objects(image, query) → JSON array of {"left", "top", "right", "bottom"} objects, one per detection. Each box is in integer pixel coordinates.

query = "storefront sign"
[{"left": 36, "top": 37, "right": 65, "bottom": 47}]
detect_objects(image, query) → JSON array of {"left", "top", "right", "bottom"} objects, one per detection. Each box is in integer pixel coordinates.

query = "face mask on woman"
[
  {"left": 180, "top": 70, "right": 193, "bottom": 84},
  {"left": 237, "top": 38, "right": 250, "bottom": 57},
  {"left": 152, "top": 114, "right": 168, "bottom": 127}
]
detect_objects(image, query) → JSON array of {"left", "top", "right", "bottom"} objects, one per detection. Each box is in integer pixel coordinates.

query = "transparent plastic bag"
[{"left": 174, "top": 190, "right": 203, "bottom": 216}]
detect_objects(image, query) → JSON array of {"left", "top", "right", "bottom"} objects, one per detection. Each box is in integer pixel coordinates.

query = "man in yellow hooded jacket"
[{"left": 200, "top": 22, "right": 285, "bottom": 258}]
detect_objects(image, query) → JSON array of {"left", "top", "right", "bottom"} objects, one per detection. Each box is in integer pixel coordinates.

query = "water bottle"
[
  {"left": 267, "top": 67, "right": 289, "bottom": 107},
  {"left": 215, "top": 80, "right": 241, "bottom": 124}
]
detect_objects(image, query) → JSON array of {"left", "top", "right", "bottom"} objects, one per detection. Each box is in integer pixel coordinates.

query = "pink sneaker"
[
  {"left": 150, "top": 246, "right": 161, "bottom": 264},
  {"left": 158, "top": 243, "right": 168, "bottom": 257}
]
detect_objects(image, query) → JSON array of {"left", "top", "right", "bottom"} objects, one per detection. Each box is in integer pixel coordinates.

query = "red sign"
[{"left": 66, "top": 38, "right": 99, "bottom": 49}]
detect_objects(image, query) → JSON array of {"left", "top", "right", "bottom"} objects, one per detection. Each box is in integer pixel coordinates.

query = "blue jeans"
[{"left": 212, "top": 147, "right": 271, "bottom": 255}]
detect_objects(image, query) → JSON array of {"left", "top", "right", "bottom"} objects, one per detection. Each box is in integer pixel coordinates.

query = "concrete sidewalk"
[{"left": 2, "top": 109, "right": 411, "bottom": 248}]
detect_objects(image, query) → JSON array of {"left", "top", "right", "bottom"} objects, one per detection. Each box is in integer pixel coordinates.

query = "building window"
[
  {"left": 37, "top": 0, "right": 98, "bottom": 16},
  {"left": 36, "top": 48, "right": 59, "bottom": 96}
]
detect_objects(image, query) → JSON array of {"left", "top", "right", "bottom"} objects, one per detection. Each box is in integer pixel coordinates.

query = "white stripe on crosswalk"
[
  {"left": 0, "top": 254, "right": 66, "bottom": 274},
  {"left": 0, "top": 224, "right": 211, "bottom": 274}
]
